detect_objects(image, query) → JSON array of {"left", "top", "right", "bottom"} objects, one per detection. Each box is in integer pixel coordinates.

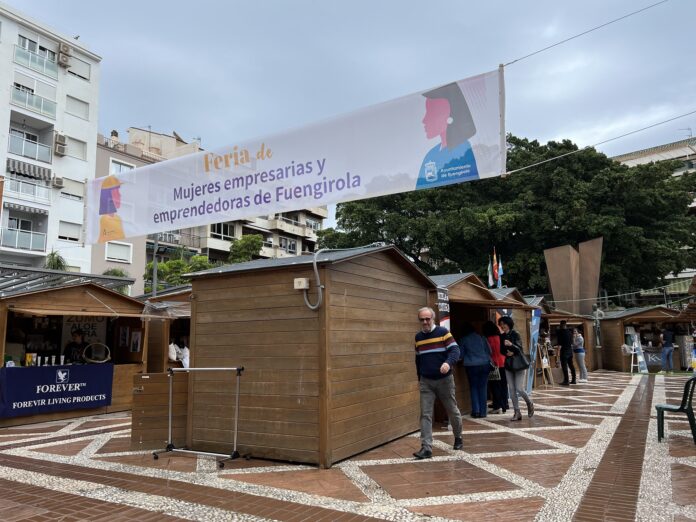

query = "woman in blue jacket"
[{"left": 459, "top": 322, "right": 492, "bottom": 418}]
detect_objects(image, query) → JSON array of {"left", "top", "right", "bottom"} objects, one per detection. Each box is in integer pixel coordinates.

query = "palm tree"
[{"left": 44, "top": 249, "right": 67, "bottom": 271}]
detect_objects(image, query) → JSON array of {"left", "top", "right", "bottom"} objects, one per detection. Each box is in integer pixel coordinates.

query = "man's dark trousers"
[{"left": 561, "top": 350, "right": 576, "bottom": 384}]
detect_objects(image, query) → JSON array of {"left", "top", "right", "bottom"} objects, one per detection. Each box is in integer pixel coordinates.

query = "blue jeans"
[
  {"left": 465, "top": 364, "right": 490, "bottom": 417},
  {"left": 662, "top": 346, "right": 674, "bottom": 371}
]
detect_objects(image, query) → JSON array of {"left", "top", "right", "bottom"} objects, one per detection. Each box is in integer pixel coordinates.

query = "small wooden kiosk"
[
  {"left": 181, "top": 245, "right": 435, "bottom": 468},
  {"left": 0, "top": 276, "right": 149, "bottom": 427},
  {"left": 543, "top": 309, "right": 597, "bottom": 381},
  {"left": 600, "top": 306, "right": 681, "bottom": 372}
]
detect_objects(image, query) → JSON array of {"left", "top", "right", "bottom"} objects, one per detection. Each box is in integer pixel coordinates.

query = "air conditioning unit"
[
  {"left": 54, "top": 144, "right": 66, "bottom": 157},
  {"left": 59, "top": 42, "right": 71, "bottom": 55},
  {"left": 57, "top": 53, "right": 70, "bottom": 68},
  {"left": 52, "top": 177, "right": 64, "bottom": 188},
  {"left": 54, "top": 133, "right": 67, "bottom": 146}
]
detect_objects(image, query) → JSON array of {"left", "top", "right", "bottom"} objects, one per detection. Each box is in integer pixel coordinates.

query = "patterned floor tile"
[
  {"left": 363, "top": 460, "right": 519, "bottom": 499},
  {"left": 410, "top": 496, "right": 546, "bottom": 521},
  {"left": 228, "top": 468, "right": 370, "bottom": 502},
  {"left": 485, "top": 453, "right": 578, "bottom": 487}
]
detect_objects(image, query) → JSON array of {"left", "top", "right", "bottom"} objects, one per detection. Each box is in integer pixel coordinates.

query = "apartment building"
[
  {"left": 90, "top": 132, "right": 158, "bottom": 295},
  {"left": 0, "top": 4, "right": 100, "bottom": 271},
  {"left": 125, "top": 128, "right": 327, "bottom": 265}
]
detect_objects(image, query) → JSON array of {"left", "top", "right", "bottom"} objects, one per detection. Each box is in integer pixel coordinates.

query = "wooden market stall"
[
  {"left": 600, "top": 306, "right": 682, "bottom": 372},
  {"left": 0, "top": 279, "right": 149, "bottom": 427},
  {"left": 176, "top": 245, "right": 435, "bottom": 468},
  {"left": 541, "top": 305, "right": 602, "bottom": 382}
]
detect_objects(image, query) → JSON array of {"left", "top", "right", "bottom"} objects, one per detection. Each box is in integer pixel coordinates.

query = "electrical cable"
[
  {"left": 504, "top": 0, "right": 670, "bottom": 67},
  {"left": 503, "top": 108, "right": 696, "bottom": 177}
]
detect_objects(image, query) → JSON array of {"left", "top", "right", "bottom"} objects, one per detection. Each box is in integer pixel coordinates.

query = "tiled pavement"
[{"left": 0, "top": 371, "right": 694, "bottom": 521}]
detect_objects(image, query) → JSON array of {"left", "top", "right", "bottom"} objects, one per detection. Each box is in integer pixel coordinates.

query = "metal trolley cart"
[{"left": 153, "top": 366, "right": 244, "bottom": 469}]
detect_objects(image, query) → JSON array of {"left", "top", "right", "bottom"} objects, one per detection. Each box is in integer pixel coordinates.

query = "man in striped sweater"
[{"left": 413, "top": 307, "right": 463, "bottom": 459}]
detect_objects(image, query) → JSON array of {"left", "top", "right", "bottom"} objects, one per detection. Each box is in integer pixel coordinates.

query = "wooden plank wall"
[
  {"left": 600, "top": 320, "right": 628, "bottom": 371},
  {"left": 108, "top": 364, "right": 144, "bottom": 412},
  {"left": 131, "top": 372, "right": 189, "bottom": 450},
  {"left": 327, "top": 252, "right": 426, "bottom": 464},
  {"left": 189, "top": 269, "right": 321, "bottom": 464}
]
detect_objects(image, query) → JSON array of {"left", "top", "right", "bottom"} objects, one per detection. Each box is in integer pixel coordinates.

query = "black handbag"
[{"left": 504, "top": 352, "right": 531, "bottom": 372}]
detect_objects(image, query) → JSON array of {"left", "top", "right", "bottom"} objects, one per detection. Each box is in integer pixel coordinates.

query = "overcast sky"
[{"left": 7, "top": 0, "right": 695, "bottom": 158}]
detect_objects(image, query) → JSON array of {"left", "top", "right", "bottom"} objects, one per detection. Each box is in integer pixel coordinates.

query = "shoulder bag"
[{"left": 504, "top": 352, "right": 531, "bottom": 372}]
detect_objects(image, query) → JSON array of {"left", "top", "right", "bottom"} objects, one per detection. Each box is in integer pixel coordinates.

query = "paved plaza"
[{"left": 0, "top": 371, "right": 694, "bottom": 521}]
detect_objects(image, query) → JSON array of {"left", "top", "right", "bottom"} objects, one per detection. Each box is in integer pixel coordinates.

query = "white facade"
[{"left": 0, "top": 3, "right": 100, "bottom": 271}]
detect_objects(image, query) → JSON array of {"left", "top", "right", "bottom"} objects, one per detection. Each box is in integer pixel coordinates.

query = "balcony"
[
  {"left": 5, "top": 178, "right": 51, "bottom": 202},
  {"left": 0, "top": 228, "right": 46, "bottom": 252},
  {"left": 306, "top": 206, "right": 329, "bottom": 218},
  {"left": 148, "top": 231, "right": 202, "bottom": 249},
  {"left": 14, "top": 46, "right": 58, "bottom": 80},
  {"left": 10, "top": 86, "right": 57, "bottom": 119},
  {"left": 269, "top": 216, "right": 305, "bottom": 237},
  {"left": 8, "top": 134, "right": 52, "bottom": 163}
]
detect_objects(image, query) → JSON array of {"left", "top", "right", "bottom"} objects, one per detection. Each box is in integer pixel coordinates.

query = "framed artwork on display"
[{"left": 130, "top": 330, "right": 142, "bottom": 353}]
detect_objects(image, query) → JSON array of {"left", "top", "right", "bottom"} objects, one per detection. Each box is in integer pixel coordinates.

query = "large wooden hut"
[{"left": 185, "top": 245, "right": 435, "bottom": 468}]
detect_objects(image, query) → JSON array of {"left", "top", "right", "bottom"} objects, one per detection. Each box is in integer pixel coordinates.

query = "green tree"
[
  {"left": 321, "top": 136, "right": 696, "bottom": 300},
  {"left": 187, "top": 255, "right": 214, "bottom": 273},
  {"left": 44, "top": 249, "right": 67, "bottom": 270},
  {"left": 102, "top": 268, "right": 130, "bottom": 294},
  {"left": 228, "top": 234, "right": 263, "bottom": 263}
]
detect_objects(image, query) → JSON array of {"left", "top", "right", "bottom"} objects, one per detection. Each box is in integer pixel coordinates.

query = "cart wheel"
[
  {"left": 153, "top": 453, "right": 159, "bottom": 460},
  {"left": 218, "top": 461, "right": 225, "bottom": 469}
]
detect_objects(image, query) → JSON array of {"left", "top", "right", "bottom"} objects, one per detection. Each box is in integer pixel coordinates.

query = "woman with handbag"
[
  {"left": 483, "top": 320, "right": 508, "bottom": 414},
  {"left": 498, "top": 316, "right": 534, "bottom": 421},
  {"left": 459, "top": 322, "right": 493, "bottom": 418}
]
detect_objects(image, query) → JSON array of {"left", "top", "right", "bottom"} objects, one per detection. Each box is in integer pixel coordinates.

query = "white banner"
[{"left": 86, "top": 68, "right": 505, "bottom": 243}]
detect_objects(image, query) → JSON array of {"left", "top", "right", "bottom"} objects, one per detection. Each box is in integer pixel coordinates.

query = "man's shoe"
[
  {"left": 570, "top": 381, "right": 577, "bottom": 385},
  {"left": 453, "top": 437, "right": 463, "bottom": 450},
  {"left": 413, "top": 447, "right": 432, "bottom": 459}
]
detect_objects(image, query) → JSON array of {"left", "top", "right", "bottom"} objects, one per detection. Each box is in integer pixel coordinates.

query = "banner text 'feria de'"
[{"left": 86, "top": 68, "right": 506, "bottom": 244}]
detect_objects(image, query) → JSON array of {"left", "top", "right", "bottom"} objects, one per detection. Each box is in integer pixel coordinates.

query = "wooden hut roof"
[
  {"left": 430, "top": 273, "right": 507, "bottom": 306},
  {"left": 0, "top": 264, "right": 134, "bottom": 298},
  {"left": 0, "top": 282, "right": 147, "bottom": 317},
  {"left": 490, "top": 287, "right": 537, "bottom": 310},
  {"left": 187, "top": 245, "right": 436, "bottom": 288},
  {"left": 601, "top": 305, "right": 680, "bottom": 321}
]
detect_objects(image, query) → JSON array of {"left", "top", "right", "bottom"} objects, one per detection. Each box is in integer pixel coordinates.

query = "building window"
[
  {"left": 106, "top": 241, "right": 132, "bottom": 263},
  {"left": 279, "top": 236, "right": 297, "bottom": 254},
  {"left": 65, "top": 95, "right": 89, "bottom": 120},
  {"left": 8, "top": 217, "right": 32, "bottom": 231},
  {"left": 110, "top": 159, "right": 135, "bottom": 174},
  {"left": 11, "top": 128, "right": 38, "bottom": 143},
  {"left": 58, "top": 221, "right": 81, "bottom": 242},
  {"left": 66, "top": 137, "right": 87, "bottom": 160},
  {"left": 18, "top": 35, "right": 55, "bottom": 62},
  {"left": 59, "top": 178, "right": 85, "bottom": 201},
  {"left": 210, "top": 222, "right": 234, "bottom": 240},
  {"left": 305, "top": 218, "right": 321, "bottom": 231},
  {"left": 67, "top": 55, "right": 90, "bottom": 81}
]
